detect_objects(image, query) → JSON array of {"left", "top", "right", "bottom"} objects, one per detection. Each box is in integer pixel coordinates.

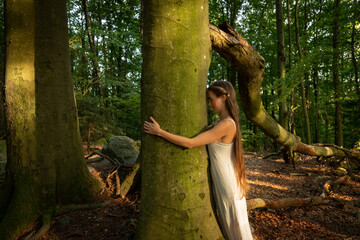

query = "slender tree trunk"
[
  {"left": 0, "top": 1, "right": 100, "bottom": 238},
  {"left": 332, "top": 0, "right": 343, "bottom": 146},
  {"left": 276, "top": 0, "right": 288, "bottom": 131},
  {"left": 351, "top": 0, "right": 360, "bottom": 118},
  {"left": 313, "top": 68, "right": 320, "bottom": 143},
  {"left": 82, "top": 0, "right": 104, "bottom": 106},
  {"left": 286, "top": 0, "right": 296, "bottom": 135},
  {"left": 80, "top": 35, "right": 88, "bottom": 94},
  {"left": 295, "top": 0, "right": 311, "bottom": 144},
  {"left": 324, "top": 106, "right": 330, "bottom": 143},
  {"left": 99, "top": 0, "right": 109, "bottom": 108},
  {"left": 137, "top": 1, "right": 223, "bottom": 239}
]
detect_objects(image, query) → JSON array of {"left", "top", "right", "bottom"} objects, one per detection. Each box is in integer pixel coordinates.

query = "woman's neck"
[{"left": 219, "top": 109, "right": 231, "bottom": 120}]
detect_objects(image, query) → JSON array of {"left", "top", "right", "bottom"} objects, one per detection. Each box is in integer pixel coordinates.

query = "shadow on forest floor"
[{"left": 39, "top": 147, "right": 360, "bottom": 240}]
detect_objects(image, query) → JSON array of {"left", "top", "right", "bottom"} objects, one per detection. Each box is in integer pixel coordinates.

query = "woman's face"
[{"left": 208, "top": 90, "right": 225, "bottom": 114}]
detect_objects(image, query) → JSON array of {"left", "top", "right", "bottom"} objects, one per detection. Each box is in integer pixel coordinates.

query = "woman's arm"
[{"left": 144, "top": 117, "right": 233, "bottom": 149}]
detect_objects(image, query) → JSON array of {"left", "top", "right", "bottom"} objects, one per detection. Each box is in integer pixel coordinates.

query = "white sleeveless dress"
[{"left": 207, "top": 119, "right": 253, "bottom": 240}]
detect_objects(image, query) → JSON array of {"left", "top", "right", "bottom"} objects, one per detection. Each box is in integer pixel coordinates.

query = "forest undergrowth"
[{"left": 40, "top": 146, "right": 360, "bottom": 240}]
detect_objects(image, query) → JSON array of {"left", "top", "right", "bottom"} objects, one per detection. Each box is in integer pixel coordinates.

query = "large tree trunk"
[
  {"left": 0, "top": 44, "right": 4, "bottom": 139},
  {"left": 332, "top": 0, "right": 343, "bottom": 146},
  {"left": 276, "top": 0, "right": 288, "bottom": 131},
  {"left": 136, "top": 1, "right": 223, "bottom": 239},
  {"left": 0, "top": 7, "right": 5, "bottom": 139},
  {"left": 0, "top": 0, "right": 101, "bottom": 239},
  {"left": 295, "top": 0, "right": 311, "bottom": 144},
  {"left": 209, "top": 23, "right": 360, "bottom": 161}
]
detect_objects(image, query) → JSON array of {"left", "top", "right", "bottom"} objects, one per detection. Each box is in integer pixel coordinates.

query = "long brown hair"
[{"left": 208, "top": 81, "right": 248, "bottom": 197}]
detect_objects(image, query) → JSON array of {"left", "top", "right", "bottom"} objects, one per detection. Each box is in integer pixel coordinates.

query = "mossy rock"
[
  {"left": 95, "top": 137, "right": 108, "bottom": 146},
  {"left": 101, "top": 136, "right": 139, "bottom": 164}
]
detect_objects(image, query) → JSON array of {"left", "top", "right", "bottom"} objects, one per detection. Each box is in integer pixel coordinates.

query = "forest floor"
[{"left": 41, "top": 145, "right": 360, "bottom": 240}]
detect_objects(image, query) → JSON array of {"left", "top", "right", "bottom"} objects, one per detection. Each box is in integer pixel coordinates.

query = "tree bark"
[
  {"left": 0, "top": 43, "right": 4, "bottom": 139},
  {"left": 332, "top": 0, "right": 343, "bottom": 146},
  {"left": 0, "top": 7, "right": 5, "bottom": 139},
  {"left": 209, "top": 23, "right": 360, "bottom": 161},
  {"left": 276, "top": 0, "right": 288, "bottom": 131},
  {"left": 313, "top": 68, "right": 320, "bottom": 143},
  {"left": 0, "top": 0, "right": 101, "bottom": 238},
  {"left": 137, "top": 1, "right": 223, "bottom": 239},
  {"left": 295, "top": 0, "right": 311, "bottom": 144},
  {"left": 286, "top": 0, "right": 296, "bottom": 135}
]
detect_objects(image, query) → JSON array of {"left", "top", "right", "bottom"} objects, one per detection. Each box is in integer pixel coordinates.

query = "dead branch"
[
  {"left": 263, "top": 151, "right": 283, "bottom": 159},
  {"left": 120, "top": 162, "right": 141, "bottom": 198},
  {"left": 321, "top": 175, "right": 350, "bottom": 198},
  {"left": 247, "top": 175, "right": 351, "bottom": 210},
  {"left": 247, "top": 196, "right": 328, "bottom": 210},
  {"left": 86, "top": 157, "right": 105, "bottom": 164}
]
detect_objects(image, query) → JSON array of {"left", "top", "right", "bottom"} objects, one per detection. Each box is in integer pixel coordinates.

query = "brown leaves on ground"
[
  {"left": 42, "top": 150, "right": 360, "bottom": 240},
  {"left": 246, "top": 153, "right": 360, "bottom": 240}
]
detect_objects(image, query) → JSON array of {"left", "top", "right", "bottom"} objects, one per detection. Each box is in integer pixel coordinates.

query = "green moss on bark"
[{"left": 137, "top": 1, "right": 223, "bottom": 239}]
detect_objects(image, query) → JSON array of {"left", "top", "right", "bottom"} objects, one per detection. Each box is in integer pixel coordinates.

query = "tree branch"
[{"left": 209, "top": 23, "right": 360, "bottom": 161}]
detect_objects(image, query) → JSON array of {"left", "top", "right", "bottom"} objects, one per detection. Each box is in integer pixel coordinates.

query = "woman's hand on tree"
[{"left": 144, "top": 116, "right": 161, "bottom": 136}]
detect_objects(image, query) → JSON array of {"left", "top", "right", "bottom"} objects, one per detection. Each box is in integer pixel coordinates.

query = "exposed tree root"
[
  {"left": 86, "top": 150, "right": 136, "bottom": 197},
  {"left": 23, "top": 201, "right": 111, "bottom": 240},
  {"left": 119, "top": 162, "right": 141, "bottom": 198}
]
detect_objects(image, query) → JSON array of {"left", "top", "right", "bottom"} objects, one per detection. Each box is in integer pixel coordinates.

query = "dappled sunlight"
[{"left": 248, "top": 179, "right": 289, "bottom": 191}]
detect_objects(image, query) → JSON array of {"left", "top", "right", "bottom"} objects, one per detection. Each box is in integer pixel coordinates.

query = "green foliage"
[
  {"left": 67, "top": 0, "right": 141, "bottom": 142},
  {"left": 208, "top": 0, "right": 360, "bottom": 150}
]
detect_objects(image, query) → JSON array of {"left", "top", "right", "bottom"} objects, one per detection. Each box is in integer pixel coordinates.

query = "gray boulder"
[{"left": 101, "top": 136, "right": 139, "bottom": 164}]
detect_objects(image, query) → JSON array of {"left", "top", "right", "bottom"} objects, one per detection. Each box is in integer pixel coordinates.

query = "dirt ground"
[{"left": 41, "top": 148, "right": 360, "bottom": 240}]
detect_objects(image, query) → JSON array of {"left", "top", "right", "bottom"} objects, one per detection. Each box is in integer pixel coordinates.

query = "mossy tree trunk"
[
  {"left": 137, "top": 1, "right": 223, "bottom": 239},
  {"left": 209, "top": 23, "right": 360, "bottom": 161},
  {"left": 0, "top": 6, "right": 5, "bottom": 139},
  {"left": 0, "top": 0, "right": 100, "bottom": 239}
]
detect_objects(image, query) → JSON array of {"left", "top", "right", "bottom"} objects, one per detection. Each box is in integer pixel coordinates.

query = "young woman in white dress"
[{"left": 144, "top": 80, "right": 253, "bottom": 240}]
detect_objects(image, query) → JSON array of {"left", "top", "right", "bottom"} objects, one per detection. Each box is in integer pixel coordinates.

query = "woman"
[{"left": 144, "top": 81, "right": 253, "bottom": 240}]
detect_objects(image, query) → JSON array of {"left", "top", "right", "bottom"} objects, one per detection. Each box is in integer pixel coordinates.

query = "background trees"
[
  {"left": 15, "top": 0, "right": 357, "bottom": 151},
  {"left": 0, "top": 0, "right": 359, "bottom": 157}
]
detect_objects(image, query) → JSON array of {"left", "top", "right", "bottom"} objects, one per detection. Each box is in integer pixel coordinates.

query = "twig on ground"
[
  {"left": 263, "top": 151, "right": 282, "bottom": 159},
  {"left": 321, "top": 175, "right": 350, "bottom": 198}
]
